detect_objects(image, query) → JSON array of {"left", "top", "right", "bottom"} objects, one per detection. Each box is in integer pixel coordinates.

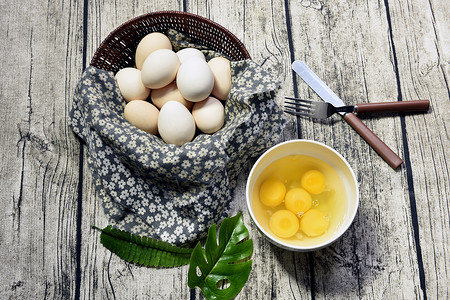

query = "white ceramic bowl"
[{"left": 246, "top": 140, "right": 359, "bottom": 251}]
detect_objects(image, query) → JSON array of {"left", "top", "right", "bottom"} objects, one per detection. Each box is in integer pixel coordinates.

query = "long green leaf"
[
  {"left": 92, "top": 225, "right": 193, "bottom": 267},
  {"left": 188, "top": 213, "right": 253, "bottom": 300}
]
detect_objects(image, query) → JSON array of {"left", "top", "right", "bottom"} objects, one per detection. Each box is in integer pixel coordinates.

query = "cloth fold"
[{"left": 69, "top": 31, "right": 286, "bottom": 245}]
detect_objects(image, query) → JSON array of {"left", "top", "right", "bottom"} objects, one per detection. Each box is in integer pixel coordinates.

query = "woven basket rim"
[{"left": 91, "top": 10, "right": 251, "bottom": 69}]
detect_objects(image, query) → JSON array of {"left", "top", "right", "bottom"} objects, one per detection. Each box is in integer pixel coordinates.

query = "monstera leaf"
[
  {"left": 188, "top": 213, "right": 253, "bottom": 300},
  {"left": 92, "top": 225, "right": 193, "bottom": 267}
]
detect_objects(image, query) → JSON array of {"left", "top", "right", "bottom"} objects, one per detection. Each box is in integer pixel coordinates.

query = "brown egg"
[
  {"left": 135, "top": 32, "right": 172, "bottom": 70},
  {"left": 208, "top": 57, "right": 232, "bottom": 101},
  {"left": 124, "top": 100, "right": 159, "bottom": 135},
  {"left": 151, "top": 82, "right": 193, "bottom": 110},
  {"left": 191, "top": 96, "right": 225, "bottom": 134}
]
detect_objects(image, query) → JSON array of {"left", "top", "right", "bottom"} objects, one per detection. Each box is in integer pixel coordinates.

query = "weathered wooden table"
[{"left": 1, "top": 0, "right": 448, "bottom": 299}]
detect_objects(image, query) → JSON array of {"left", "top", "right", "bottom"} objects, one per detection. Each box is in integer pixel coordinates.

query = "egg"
[
  {"left": 141, "top": 49, "right": 180, "bottom": 89},
  {"left": 301, "top": 170, "right": 326, "bottom": 194},
  {"left": 208, "top": 57, "right": 232, "bottom": 100},
  {"left": 191, "top": 96, "right": 225, "bottom": 134},
  {"left": 135, "top": 32, "right": 172, "bottom": 70},
  {"left": 114, "top": 68, "right": 150, "bottom": 102},
  {"left": 269, "top": 210, "right": 299, "bottom": 238},
  {"left": 176, "top": 48, "right": 206, "bottom": 64},
  {"left": 158, "top": 101, "right": 196, "bottom": 146},
  {"left": 151, "top": 82, "right": 193, "bottom": 110},
  {"left": 176, "top": 57, "right": 214, "bottom": 102},
  {"left": 123, "top": 100, "right": 159, "bottom": 135},
  {"left": 259, "top": 178, "right": 286, "bottom": 207}
]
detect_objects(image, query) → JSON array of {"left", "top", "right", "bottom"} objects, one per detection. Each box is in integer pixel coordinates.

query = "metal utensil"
[
  {"left": 292, "top": 60, "right": 404, "bottom": 169},
  {"left": 284, "top": 97, "right": 430, "bottom": 119}
]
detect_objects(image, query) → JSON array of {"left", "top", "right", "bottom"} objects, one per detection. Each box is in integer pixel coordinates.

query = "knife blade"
[
  {"left": 291, "top": 60, "right": 404, "bottom": 169},
  {"left": 292, "top": 60, "right": 345, "bottom": 109}
]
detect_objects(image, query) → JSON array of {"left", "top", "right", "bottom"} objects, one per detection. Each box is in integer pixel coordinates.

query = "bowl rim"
[{"left": 245, "top": 139, "right": 359, "bottom": 251}]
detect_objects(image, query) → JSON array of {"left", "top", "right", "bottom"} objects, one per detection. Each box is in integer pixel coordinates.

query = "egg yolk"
[
  {"left": 284, "top": 188, "right": 312, "bottom": 215},
  {"left": 269, "top": 210, "right": 299, "bottom": 238},
  {"left": 300, "top": 209, "right": 329, "bottom": 237},
  {"left": 301, "top": 170, "right": 326, "bottom": 194},
  {"left": 259, "top": 178, "right": 286, "bottom": 207}
]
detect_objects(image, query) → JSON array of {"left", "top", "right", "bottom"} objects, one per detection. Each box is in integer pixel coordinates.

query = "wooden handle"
[
  {"left": 356, "top": 100, "right": 430, "bottom": 113},
  {"left": 344, "top": 113, "right": 403, "bottom": 169}
]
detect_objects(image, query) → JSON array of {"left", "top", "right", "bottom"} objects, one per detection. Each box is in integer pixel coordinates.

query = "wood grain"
[
  {"left": 384, "top": 0, "right": 450, "bottom": 298},
  {"left": 0, "top": 0, "right": 84, "bottom": 298},
  {"left": 0, "top": 0, "right": 448, "bottom": 299}
]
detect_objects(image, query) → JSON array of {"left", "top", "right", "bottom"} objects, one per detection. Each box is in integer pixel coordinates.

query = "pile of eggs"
[
  {"left": 115, "top": 32, "right": 232, "bottom": 146},
  {"left": 260, "top": 169, "right": 329, "bottom": 239}
]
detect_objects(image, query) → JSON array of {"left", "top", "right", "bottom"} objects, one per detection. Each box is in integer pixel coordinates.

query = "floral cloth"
[{"left": 69, "top": 31, "right": 286, "bottom": 245}]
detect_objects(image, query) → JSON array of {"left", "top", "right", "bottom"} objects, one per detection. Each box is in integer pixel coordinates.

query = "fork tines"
[{"left": 284, "top": 97, "right": 314, "bottom": 117}]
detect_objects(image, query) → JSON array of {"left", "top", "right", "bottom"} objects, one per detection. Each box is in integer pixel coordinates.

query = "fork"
[{"left": 284, "top": 97, "right": 430, "bottom": 119}]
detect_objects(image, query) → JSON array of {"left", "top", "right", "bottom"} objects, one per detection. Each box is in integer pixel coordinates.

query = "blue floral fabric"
[{"left": 69, "top": 33, "right": 286, "bottom": 245}]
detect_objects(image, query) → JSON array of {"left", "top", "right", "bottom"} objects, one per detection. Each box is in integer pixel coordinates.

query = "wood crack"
[
  {"left": 74, "top": 0, "right": 89, "bottom": 299},
  {"left": 283, "top": 0, "right": 302, "bottom": 139},
  {"left": 307, "top": 252, "right": 316, "bottom": 299},
  {"left": 427, "top": 0, "right": 450, "bottom": 100},
  {"left": 15, "top": 27, "right": 36, "bottom": 234},
  {"left": 383, "top": 0, "right": 428, "bottom": 298}
]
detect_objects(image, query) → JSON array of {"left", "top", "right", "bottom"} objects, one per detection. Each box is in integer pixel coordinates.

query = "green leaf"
[
  {"left": 92, "top": 225, "right": 193, "bottom": 267},
  {"left": 188, "top": 213, "right": 253, "bottom": 300}
]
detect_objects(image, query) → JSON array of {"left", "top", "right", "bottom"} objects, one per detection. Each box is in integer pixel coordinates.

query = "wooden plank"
[
  {"left": 0, "top": 0, "right": 85, "bottom": 298},
  {"left": 186, "top": 0, "right": 307, "bottom": 299},
  {"left": 384, "top": 0, "right": 450, "bottom": 298},
  {"left": 286, "top": 1, "right": 425, "bottom": 299},
  {"left": 79, "top": 2, "right": 197, "bottom": 299}
]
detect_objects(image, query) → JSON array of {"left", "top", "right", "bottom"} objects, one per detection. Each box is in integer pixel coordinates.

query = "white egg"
[
  {"left": 124, "top": 100, "right": 159, "bottom": 135},
  {"left": 158, "top": 101, "right": 196, "bottom": 146},
  {"left": 192, "top": 96, "right": 225, "bottom": 134},
  {"left": 135, "top": 32, "right": 172, "bottom": 70},
  {"left": 208, "top": 57, "right": 232, "bottom": 101},
  {"left": 176, "top": 57, "right": 214, "bottom": 102},
  {"left": 115, "top": 68, "right": 150, "bottom": 102},
  {"left": 141, "top": 49, "right": 180, "bottom": 89},
  {"left": 176, "top": 48, "right": 206, "bottom": 64}
]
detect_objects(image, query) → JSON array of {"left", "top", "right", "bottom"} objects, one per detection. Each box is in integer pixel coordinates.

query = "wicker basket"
[{"left": 90, "top": 11, "right": 251, "bottom": 73}]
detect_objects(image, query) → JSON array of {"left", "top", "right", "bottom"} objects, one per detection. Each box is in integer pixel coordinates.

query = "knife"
[{"left": 292, "top": 60, "right": 403, "bottom": 169}]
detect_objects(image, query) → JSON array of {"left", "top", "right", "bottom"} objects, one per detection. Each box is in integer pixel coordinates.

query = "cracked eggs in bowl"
[{"left": 246, "top": 140, "right": 359, "bottom": 251}]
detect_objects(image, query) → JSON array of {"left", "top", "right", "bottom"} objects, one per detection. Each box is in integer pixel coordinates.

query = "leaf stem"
[{"left": 91, "top": 225, "right": 102, "bottom": 231}]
